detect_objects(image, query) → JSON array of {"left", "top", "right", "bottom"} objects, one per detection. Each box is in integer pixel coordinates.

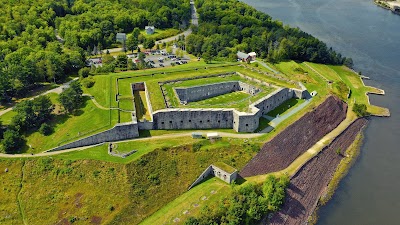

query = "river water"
[{"left": 241, "top": 0, "right": 400, "bottom": 224}]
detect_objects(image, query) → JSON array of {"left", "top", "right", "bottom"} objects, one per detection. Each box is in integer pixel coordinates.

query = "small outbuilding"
[
  {"left": 116, "top": 33, "right": 126, "bottom": 42},
  {"left": 248, "top": 52, "right": 257, "bottom": 61},
  {"left": 237, "top": 51, "right": 256, "bottom": 62},
  {"left": 206, "top": 132, "right": 220, "bottom": 140},
  {"left": 145, "top": 26, "right": 155, "bottom": 35},
  {"left": 188, "top": 162, "right": 238, "bottom": 190},
  {"left": 192, "top": 132, "right": 203, "bottom": 139}
]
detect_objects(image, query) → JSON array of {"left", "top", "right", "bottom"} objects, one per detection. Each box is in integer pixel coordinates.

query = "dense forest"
[
  {"left": 0, "top": 0, "right": 189, "bottom": 102},
  {"left": 0, "top": 0, "right": 349, "bottom": 104},
  {"left": 187, "top": 0, "right": 350, "bottom": 65}
]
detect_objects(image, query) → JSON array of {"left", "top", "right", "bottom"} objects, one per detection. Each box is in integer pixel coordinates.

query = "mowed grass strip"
[
  {"left": 54, "top": 136, "right": 198, "bottom": 164},
  {"left": 267, "top": 98, "right": 306, "bottom": 117},
  {"left": 25, "top": 97, "right": 116, "bottom": 153},
  {"left": 141, "top": 178, "right": 229, "bottom": 225}
]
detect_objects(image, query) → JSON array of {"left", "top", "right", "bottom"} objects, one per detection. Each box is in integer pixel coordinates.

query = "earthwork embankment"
[
  {"left": 268, "top": 118, "right": 368, "bottom": 225},
  {"left": 240, "top": 96, "right": 347, "bottom": 177}
]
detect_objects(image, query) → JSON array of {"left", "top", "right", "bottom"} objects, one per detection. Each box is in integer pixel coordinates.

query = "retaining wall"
[
  {"left": 49, "top": 122, "right": 140, "bottom": 151},
  {"left": 174, "top": 81, "right": 259, "bottom": 103}
]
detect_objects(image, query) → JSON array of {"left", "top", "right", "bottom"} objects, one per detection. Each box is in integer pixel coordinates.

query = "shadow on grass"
[{"left": 267, "top": 98, "right": 302, "bottom": 117}]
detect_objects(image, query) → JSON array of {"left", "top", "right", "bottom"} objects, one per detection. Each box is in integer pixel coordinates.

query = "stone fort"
[{"left": 50, "top": 72, "right": 310, "bottom": 151}]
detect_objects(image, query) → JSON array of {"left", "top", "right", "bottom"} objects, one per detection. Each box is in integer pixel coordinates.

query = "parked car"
[
  {"left": 176, "top": 61, "right": 182, "bottom": 65},
  {"left": 159, "top": 63, "right": 165, "bottom": 67}
]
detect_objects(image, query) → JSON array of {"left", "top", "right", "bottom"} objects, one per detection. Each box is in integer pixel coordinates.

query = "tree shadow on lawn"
[{"left": 21, "top": 97, "right": 92, "bottom": 153}]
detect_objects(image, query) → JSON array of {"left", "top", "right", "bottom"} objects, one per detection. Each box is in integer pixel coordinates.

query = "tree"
[
  {"left": 126, "top": 31, "right": 139, "bottom": 53},
  {"left": 202, "top": 52, "right": 212, "bottom": 64},
  {"left": 32, "top": 96, "right": 53, "bottom": 125},
  {"left": 1, "top": 129, "right": 25, "bottom": 153},
  {"left": 78, "top": 67, "right": 91, "bottom": 78},
  {"left": 116, "top": 54, "right": 128, "bottom": 70},
  {"left": 143, "top": 37, "right": 155, "bottom": 49},
  {"left": 39, "top": 123, "right": 53, "bottom": 136},
  {"left": 353, "top": 103, "right": 370, "bottom": 117},
  {"left": 59, "top": 81, "right": 83, "bottom": 113}
]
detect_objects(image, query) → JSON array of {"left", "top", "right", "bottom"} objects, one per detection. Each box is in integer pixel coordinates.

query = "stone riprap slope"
[
  {"left": 240, "top": 96, "right": 347, "bottom": 177},
  {"left": 268, "top": 118, "right": 368, "bottom": 225}
]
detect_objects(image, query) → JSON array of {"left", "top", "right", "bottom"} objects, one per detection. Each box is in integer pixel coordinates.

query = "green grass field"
[
  {"left": 140, "top": 178, "right": 230, "bottom": 225},
  {"left": 25, "top": 97, "right": 116, "bottom": 153},
  {"left": 0, "top": 160, "right": 24, "bottom": 225},
  {"left": 161, "top": 74, "right": 276, "bottom": 111},
  {"left": 54, "top": 136, "right": 198, "bottom": 164},
  {"left": 267, "top": 98, "right": 306, "bottom": 117}
]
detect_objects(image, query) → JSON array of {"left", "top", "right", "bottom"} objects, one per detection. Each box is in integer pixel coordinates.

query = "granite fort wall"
[
  {"left": 48, "top": 122, "right": 140, "bottom": 151},
  {"left": 152, "top": 108, "right": 233, "bottom": 130},
  {"left": 151, "top": 87, "right": 309, "bottom": 132},
  {"left": 174, "top": 81, "right": 259, "bottom": 103}
]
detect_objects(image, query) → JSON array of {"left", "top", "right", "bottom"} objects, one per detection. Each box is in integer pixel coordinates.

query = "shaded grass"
[
  {"left": 134, "top": 91, "right": 151, "bottom": 121},
  {"left": 25, "top": 97, "right": 116, "bottom": 153},
  {"left": 267, "top": 98, "right": 305, "bottom": 117},
  {"left": 255, "top": 117, "right": 270, "bottom": 133}
]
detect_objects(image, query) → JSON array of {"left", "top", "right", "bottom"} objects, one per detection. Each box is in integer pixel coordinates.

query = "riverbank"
[
  {"left": 268, "top": 118, "right": 368, "bottom": 225},
  {"left": 374, "top": 0, "right": 400, "bottom": 15}
]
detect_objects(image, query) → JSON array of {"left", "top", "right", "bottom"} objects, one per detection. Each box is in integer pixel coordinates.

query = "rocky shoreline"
[{"left": 267, "top": 118, "right": 369, "bottom": 225}]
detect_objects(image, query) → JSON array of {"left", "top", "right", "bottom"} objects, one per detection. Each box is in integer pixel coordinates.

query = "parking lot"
[{"left": 144, "top": 51, "right": 190, "bottom": 68}]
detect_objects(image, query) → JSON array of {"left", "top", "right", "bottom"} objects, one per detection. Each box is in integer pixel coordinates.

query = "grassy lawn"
[
  {"left": 162, "top": 74, "right": 276, "bottom": 111},
  {"left": 187, "top": 91, "right": 251, "bottom": 108},
  {"left": 138, "top": 28, "right": 181, "bottom": 41},
  {"left": 0, "top": 83, "right": 58, "bottom": 111},
  {"left": 54, "top": 136, "right": 199, "bottom": 164},
  {"left": 0, "top": 159, "right": 24, "bottom": 225},
  {"left": 254, "top": 117, "right": 270, "bottom": 133},
  {"left": 20, "top": 159, "right": 130, "bottom": 225},
  {"left": 0, "top": 110, "right": 17, "bottom": 125},
  {"left": 140, "top": 178, "right": 230, "bottom": 225},
  {"left": 134, "top": 91, "right": 151, "bottom": 121},
  {"left": 25, "top": 97, "right": 116, "bottom": 153},
  {"left": 110, "top": 139, "right": 257, "bottom": 224},
  {"left": 267, "top": 98, "right": 306, "bottom": 117}
]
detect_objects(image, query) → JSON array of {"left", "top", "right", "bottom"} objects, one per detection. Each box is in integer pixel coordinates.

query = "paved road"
[
  {"left": 0, "top": 78, "right": 79, "bottom": 117},
  {"left": 104, "top": 1, "right": 198, "bottom": 53}
]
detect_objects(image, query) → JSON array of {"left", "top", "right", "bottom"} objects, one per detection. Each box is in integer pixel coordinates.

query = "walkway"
[
  {"left": 0, "top": 78, "right": 78, "bottom": 117},
  {"left": 255, "top": 60, "right": 280, "bottom": 74},
  {"left": 82, "top": 94, "right": 134, "bottom": 112},
  {"left": 263, "top": 99, "right": 312, "bottom": 128}
]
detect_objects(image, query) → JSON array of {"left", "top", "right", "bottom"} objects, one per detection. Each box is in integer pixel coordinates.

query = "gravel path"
[{"left": 0, "top": 78, "right": 78, "bottom": 117}]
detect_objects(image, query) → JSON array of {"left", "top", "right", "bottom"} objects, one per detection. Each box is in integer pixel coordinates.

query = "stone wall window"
[
  {"left": 189, "top": 120, "right": 192, "bottom": 122},
  {"left": 207, "top": 120, "right": 210, "bottom": 123},
  {"left": 161, "top": 122, "right": 164, "bottom": 125}
]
